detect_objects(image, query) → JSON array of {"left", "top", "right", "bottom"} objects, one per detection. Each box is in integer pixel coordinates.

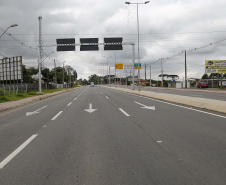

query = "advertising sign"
[
  {"left": 115, "top": 64, "right": 123, "bottom": 69},
  {"left": 134, "top": 63, "right": 141, "bottom": 69},
  {"left": 205, "top": 60, "right": 226, "bottom": 73},
  {"left": 124, "top": 64, "right": 133, "bottom": 70}
]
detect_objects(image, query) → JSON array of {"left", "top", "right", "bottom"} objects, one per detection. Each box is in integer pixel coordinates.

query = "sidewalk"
[
  {"left": 0, "top": 88, "right": 76, "bottom": 112},
  {"left": 148, "top": 87, "right": 226, "bottom": 94},
  {"left": 105, "top": 86, "right": 226, "bottom": 114}
]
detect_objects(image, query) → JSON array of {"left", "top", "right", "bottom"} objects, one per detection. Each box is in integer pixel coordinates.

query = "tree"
[
  {"left": 22, "top": 65, "right": 35, "bottom": 83},
  {"left": 202, "top": 73, "right": 209, "bottom": 79},
  {"left": 89, "top": 74, "right": 99, "bottom": 84},
  {"left": 27, "top": 67, "right": 38, "bottom": 76}
]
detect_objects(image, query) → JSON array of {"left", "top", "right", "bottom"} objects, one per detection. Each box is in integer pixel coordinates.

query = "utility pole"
[
  {"left": 54, "top": 59, "right": 57, "bottom": 84},
  {"left": 125, "top": 70, "right": 127, "bottom": 85},
  {"left": 132, "top": 43, "right": 135, "bottom": 90},
  {"left": 109, "top": 66, "right": 111, "bottom": 86},
  {"left": 62, "top": 62, "right": 65, "bottom": 88},
  {"left": 150, "top": 64, "right": 151, "bottom": 86},
  {"left": 69, "top": 71, "right": 71, "bottom": 87},
  {"left": 161, "top": 58, "right": 163, "bottom": 87},
  {"left": 115, "top": 51, "right": 116, "bottom": 85},
  {"left": 185, "top": 50, "right": 187, "bottom": 88},
  {"left": 38, "top": 16, "right": 43, "bottom": 93},
  {"left": 145, "top": 63, "right": 147, "bottom": 86}
]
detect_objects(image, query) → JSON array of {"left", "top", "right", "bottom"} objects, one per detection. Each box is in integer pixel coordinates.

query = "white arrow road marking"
[
  {"left": 0, "top": 134, "right": 38, "bottom": 169},
  {"left": 84, "top": 103, "right": 98, "bottom": 113},
  {"left": 26, "top": 105, "right": 48, "bottom": 116},
  {"left": 134, "top": 101, "right": 155, "bottom": 110}
]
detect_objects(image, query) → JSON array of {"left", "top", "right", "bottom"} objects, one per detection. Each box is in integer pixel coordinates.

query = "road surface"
[{"left": 0, "top": 86, "right": 226, "bottom": 185}]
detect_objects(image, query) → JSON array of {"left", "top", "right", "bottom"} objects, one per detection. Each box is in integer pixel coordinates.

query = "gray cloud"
[{"left": 0, "top": 0, "right": 226, "bottom": 80}]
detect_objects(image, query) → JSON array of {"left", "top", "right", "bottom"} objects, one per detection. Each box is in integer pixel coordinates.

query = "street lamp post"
[
  {"left": 125, "top": 1, "right": 149, "bottom": 91},
  {"left": 0, "top": 24, "right": 18, "bottom": 39},
  {"left": 103, "top": 56, "right": 111, "bottom": 86}
]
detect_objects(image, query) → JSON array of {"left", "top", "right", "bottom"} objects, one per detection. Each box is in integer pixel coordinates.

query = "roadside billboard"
[
  {"left": 205, "top": 60, "right": 226, "bottom": 73},
  {"left": 115, "top": 64, "right": 123, "bottom": 69},
  {"left": 0, "top": 56, "right": 23, "bottom": 82}
]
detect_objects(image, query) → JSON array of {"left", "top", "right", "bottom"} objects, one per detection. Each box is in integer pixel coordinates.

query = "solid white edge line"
[
  {"left": 124, "top": 92, "right": 226, "bottom": 119},
  {"left": 0, "top": 134, "right": 38, "bottom": 169},
  {"left": 67, "top": 102, "right": 72, "bottom": 106},
  {"left": 51, "top": 111, "right": 63, "bottom": 120},
  {"left": 119, "top": 108, "right": 130, "bottom": 116}
]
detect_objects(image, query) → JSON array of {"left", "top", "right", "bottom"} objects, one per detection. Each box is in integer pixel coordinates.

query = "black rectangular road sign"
[
  {"left": 80, "top": 38, "right": 98, "bottom": 44},
  {"left": 57, "top": 38, "right": 75, "bottom": 51},
  {"left": 80, "top": 38, "right": 99, "bottom": 51},
  {"left": 104, "top": 37, "right": 123, "bottom": 50}
]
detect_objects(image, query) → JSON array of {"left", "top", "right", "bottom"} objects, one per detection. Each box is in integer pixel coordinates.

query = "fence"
[{"left": 0, "top": 83, "right": 39, "bottom": 96}]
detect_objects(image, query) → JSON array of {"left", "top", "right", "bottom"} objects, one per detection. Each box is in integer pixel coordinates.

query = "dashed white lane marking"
[
  {"left": 119, "top": 108, "right": 130, "bottom": 117},
  {"left": 74, "top": 97, "right": 77, "bottom": 100},
  {"left": 157, "top": 141, "right": 162, "bottom": 143},
  {"left": 0, "top": 134, "right": 38, "bottom": 169},
  {"left": 106, "top": 96, "right": 109, "bottom": 99},
  {"left": 101, "top": 92, "right": 103, "bottom": 94},
  {"left": 51, "top": 111, "right": 63, "bottom": 120},
  {"left": 67, "top": 102, "right": 72, "bottom": 106},
  {"left": 43, "top": 125, "right": 47, "bottom": 128}
]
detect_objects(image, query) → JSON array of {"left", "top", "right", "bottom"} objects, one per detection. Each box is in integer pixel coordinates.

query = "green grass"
[
  {"left": 0, "top": 84, "right": 79, "bottom": 103},
  {"left": 0, "top": 93, "right": 37, "bottom": 103}
]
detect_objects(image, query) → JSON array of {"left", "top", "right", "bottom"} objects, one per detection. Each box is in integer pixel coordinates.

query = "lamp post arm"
[{"left": 0, "top": 27, "right": 10, "bottom": 39}]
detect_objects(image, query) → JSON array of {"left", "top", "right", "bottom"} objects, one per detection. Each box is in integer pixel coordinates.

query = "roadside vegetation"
[{"left": 0, "top": 84, "right": 79, "bottom": 103}]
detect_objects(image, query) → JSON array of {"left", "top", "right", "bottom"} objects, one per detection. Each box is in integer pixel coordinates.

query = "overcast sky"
[{"left": 1, "top": 0, "right": 226, "bottom": 81}]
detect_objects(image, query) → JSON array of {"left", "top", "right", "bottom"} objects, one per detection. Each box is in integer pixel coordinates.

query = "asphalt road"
[
  {"left": 0, "top": 86, "right": 226, "bottom": 185},
  {"left": 115, "top": 85, "right": 226, "bottom": 101}
]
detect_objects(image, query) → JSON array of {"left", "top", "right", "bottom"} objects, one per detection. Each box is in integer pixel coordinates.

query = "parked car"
[{"left": 197, "top": 82, "right": 208, "bottom": 88}]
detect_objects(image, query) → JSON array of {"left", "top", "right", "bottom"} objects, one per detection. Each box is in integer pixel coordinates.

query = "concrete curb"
[
  {"left": 0, "top": 87, "right": 81, "bottom": 112},
  {"left": 105, "top": 86, "right": 226, "bottom": 114}
]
